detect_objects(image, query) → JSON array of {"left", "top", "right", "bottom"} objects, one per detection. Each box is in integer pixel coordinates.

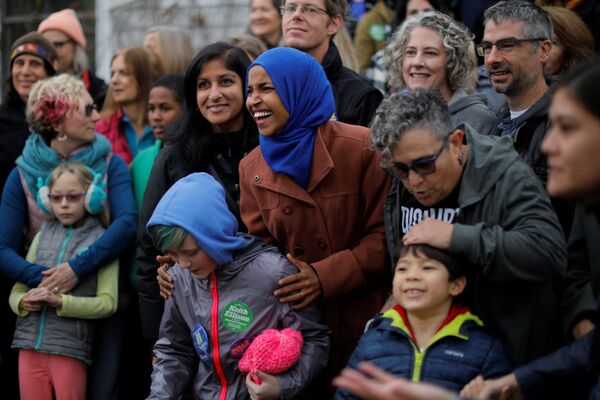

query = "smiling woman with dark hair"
[{"left": 136, "top": 42, "right": 259, "bottom": 349}]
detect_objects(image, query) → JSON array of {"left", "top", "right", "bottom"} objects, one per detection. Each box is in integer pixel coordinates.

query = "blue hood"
[{"left": 147, "top": 173, "right": 247, "bottom": 265}]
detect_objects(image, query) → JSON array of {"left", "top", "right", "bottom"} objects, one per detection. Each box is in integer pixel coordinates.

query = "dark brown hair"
[{"left": 543, "top": 6, "right": 594, "bottom": 76}]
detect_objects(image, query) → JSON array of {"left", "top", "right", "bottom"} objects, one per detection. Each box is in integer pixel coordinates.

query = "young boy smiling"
[{"left": 335, "top": 245, "right": 511, "bottom": 398}]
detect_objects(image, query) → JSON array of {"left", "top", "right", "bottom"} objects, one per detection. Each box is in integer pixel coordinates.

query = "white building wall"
[{"left": 95, "top": 0, "right": 250, "bottom": 81}]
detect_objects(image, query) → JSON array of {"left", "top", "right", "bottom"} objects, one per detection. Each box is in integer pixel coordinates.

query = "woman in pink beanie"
[{"left": 38, "top": 9, "right": 107, "bottom": 107}]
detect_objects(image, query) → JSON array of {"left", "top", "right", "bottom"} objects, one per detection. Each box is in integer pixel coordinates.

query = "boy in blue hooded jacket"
[
  {"left": 336, "top": 244, "right": 510, "bottom": 398},
  {"left": 145, "top": 172, "right": 330, "bottom": 400}
]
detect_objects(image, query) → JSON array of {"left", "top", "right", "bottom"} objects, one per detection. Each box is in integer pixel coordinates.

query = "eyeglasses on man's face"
[
  {"left": 280, "top": 3, "right": 329, "bottom": 17},
  {"left": 391, "top": 137, "right": 449, "bottom": 179},
  {"left": 476, "top": 37, "right": 547, "bottom": 57}
]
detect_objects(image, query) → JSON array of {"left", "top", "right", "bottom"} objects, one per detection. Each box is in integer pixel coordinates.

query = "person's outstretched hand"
[
  {"left": 461, "top": 375, "right": 486, "bottom": 398},
  {"left": 333, "top": 362, "right": 456, "bottom": 400}
]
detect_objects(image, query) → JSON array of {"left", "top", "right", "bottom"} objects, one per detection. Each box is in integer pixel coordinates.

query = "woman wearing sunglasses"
[
  {"left": 239, "top": 47, "right": 391, "bottom": 396},
  {"left": 0, "top": 74, "right": 137, "bottom": 399},
  {"left": 372, "top": 88, "right": 565, "bottom": 367}
]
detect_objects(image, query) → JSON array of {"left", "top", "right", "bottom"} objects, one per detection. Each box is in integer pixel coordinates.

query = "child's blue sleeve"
[
  {"left": 0, "top": 168, "right": 46, "bottom": 286},
  {"left": 334, "top": 335, "right": 367, "bottom": 400},
  {"left": 481, "top": 338, "right": 512, "bottom": 379}
]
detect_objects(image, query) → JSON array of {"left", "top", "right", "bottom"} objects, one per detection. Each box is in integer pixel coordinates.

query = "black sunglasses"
[
  {"left": 392, "top": 137, "right": 448, "bottom": 179},
  {"left": 83, "top": 103, "right": 98, "bottom": 117}
]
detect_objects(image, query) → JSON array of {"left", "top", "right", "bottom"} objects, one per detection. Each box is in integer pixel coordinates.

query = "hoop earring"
[{"left": 57, "top": 133, "right": 68, "bottom": 142}]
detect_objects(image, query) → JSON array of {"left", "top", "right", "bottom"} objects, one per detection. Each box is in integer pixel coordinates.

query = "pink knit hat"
[
  {"left": 238, "top": 328, "right": 304, "bottom": 384},
  {"left": 38, "top": 9, "right": 87, "bottom": 49}
]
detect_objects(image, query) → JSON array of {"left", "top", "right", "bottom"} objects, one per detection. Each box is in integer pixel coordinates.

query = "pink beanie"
[
  {"left": 38, "top": 9, "right": 87, "bottom": 49},
  {"left": 239, "top": 328, "right": 304, "bottom": 384}
]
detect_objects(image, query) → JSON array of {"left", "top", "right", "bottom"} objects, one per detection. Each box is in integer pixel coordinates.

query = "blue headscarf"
[{"left": 248, "top": 48, "right": 336, "bottom": 189}]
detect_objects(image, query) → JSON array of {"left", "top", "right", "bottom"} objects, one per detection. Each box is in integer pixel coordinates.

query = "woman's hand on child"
[
  {"left": 156, "top": 255, "right": 175, "bottom": 299},
  {"left": 245, "top": 370, "right": 281, "bottom": 400},
  {"left": 274, "top": 254, "right": 322, "bottom": 310},
  {"left": 402, "top": 219, "right": 454, "bottom": 250},
  {"left": 39, "top": 262, "right": 79, "bottom": 294}
]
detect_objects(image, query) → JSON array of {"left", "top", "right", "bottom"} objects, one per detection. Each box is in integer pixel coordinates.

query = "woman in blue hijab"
[{"left": 240, "top": 47, "right": 391, "bottom": 396}]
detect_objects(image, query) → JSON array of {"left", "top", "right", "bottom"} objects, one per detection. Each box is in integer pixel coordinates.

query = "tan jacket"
[
  {"left": 354, "top": 1, "right": 394, "bottom": 72},
  {"left": 239, "top": 120, "right": 391, "bottom": 373}
]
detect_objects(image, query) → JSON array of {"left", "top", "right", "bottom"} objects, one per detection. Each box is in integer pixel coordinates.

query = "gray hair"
[
  {"left": 145, "top": 26, "right": 194, "bottom": 75},
  {"left": 386, "top": 11, "right": 475, "bottom": 92},
  {"left": 371, "top": 89, "right": 452, "bottom": 166},
  {"left": 483, "top": 1, "right": 553, "bottom": 43}
]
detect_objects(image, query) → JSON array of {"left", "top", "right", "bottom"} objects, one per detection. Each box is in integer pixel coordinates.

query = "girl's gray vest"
[{"left": 12, "top": 217, "right": 105, "bottom": 365}]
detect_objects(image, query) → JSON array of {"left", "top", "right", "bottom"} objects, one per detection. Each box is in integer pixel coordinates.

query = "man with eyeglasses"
[
  {"left": 481, "top": 2, "right": 552, "bottom": 173},
  {"left": 280, "top": 0, "right": 383, "bottom": 126},
  {"left": 481, "top": 1, "right": 574, "bottom": 239},
  {"left": 371, "top": 89, "right": 566, "bottom": 368}
]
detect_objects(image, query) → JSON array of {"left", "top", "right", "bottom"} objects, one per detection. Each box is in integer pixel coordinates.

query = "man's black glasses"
[{"left": 476, "top": 37, "right": 547, "bottom": 57}]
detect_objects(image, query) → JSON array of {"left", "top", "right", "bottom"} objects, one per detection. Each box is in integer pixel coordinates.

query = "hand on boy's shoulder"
[{"left": 156, "top": 255, "right": 175, "bottom": 299}]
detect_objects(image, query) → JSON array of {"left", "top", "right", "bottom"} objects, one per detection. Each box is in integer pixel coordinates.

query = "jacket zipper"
[
  {"left": 210, "top": 272, "right": 228, "bottom": 400},
  {"left": 34, "top": 226, "right": 73, "bottom": 350}
]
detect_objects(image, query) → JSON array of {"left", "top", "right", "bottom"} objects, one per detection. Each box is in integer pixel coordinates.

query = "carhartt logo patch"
[{"left": 444, "top": 349, "right": 464, "bottom": 358}]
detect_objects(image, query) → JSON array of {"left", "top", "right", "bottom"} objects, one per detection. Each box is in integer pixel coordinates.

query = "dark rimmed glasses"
[
  {"left": 391, "top": 137, "right": 448, "bottom": 179},
  {"left": 280, "top": 3, "right": 329, "bottom": 16},
  {"left": 476, "top": 37, "right": 547, "bottom": 57},
  {"left": 48, "top": 192, "right": 85, "bottom": 203}
]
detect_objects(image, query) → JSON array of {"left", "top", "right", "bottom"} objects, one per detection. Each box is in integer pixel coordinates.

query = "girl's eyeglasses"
[{"left": 48, "top": 192, "right": 85, "bottom": 203}]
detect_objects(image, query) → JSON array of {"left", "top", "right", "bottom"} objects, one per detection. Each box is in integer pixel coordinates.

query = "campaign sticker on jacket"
[
  {"left": 368, "top": 23, "right": 388, "bottom": 42},
  {"left": 192, "top": 323, "right": 211, "bottom": 363},
  {"left": 221, "top": 301, "right": 253, "bottom": 332},
  {"left": 229, "top": 334, "right": 257, "bottom": 358}
]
